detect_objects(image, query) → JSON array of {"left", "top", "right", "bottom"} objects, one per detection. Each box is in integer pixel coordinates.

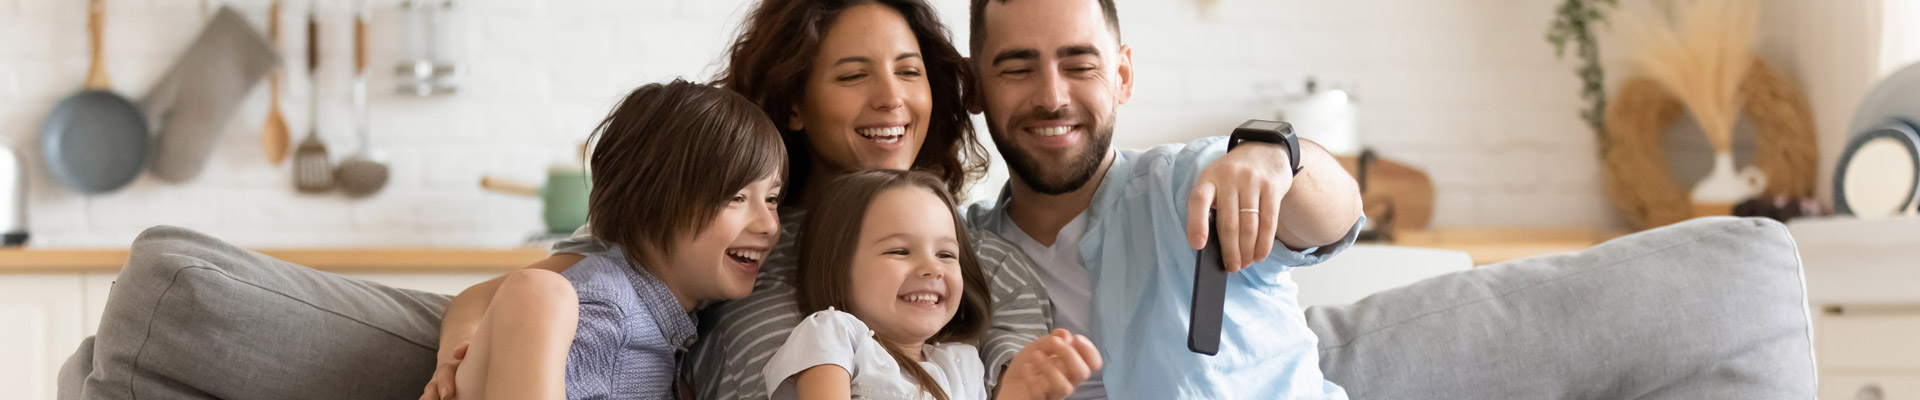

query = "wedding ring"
[{"left": 1238, "top": 208, "right": 1260, "bottom": 213}]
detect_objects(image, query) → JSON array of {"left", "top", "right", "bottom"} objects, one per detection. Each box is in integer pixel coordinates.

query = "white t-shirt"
[
  {"left": 764, "top": 309, "right": 989, "bottom": 400},
  {"left": 993, "top": 211, "right": 1107, "bottom": 400}
]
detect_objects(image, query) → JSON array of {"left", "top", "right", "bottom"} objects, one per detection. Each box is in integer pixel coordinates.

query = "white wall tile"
[
  {"left": 220, "top": 189, "right": 356, "bottom": 229},
  {"left": 83, "top": 183, "right": 226, "bottom": 231},
  {"left": 675, "top": 0, "right": 750, "bottom": 20}
]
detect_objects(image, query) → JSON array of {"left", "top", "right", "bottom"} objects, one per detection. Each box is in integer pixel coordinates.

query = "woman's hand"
[
  {"left": 419, "top": 343, "right": 469, "bottom": 400},
  {"left": 995, "top": 329, "right": 1103, "bottom": 400}
]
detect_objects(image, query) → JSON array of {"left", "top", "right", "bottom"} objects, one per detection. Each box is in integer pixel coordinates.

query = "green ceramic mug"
[
  {"left": 541, "top": 167, "right": 590, "bottom": 235},
  {"left": 481, "top": 166, "right": 590, "bottom": 235}
]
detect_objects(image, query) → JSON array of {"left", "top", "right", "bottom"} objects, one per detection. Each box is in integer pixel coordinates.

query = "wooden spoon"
[{"left": 260, "top": 0, "right": 289, "bottom": 164}]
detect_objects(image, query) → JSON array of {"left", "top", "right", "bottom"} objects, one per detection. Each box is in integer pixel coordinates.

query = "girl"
[
  {"left": 450, "top": 79, "right": 786, "bottom": 400},
  {"left": 766, "top": 170, "right": 1100, "bottom": 400}
]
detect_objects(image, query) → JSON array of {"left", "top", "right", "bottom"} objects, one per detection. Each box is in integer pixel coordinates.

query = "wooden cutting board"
[{"left": 1337, "top": 153, "right": 1434, "bottom": 233}]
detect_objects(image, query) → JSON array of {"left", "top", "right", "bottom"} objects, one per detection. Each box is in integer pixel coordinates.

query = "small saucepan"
[{"left": 481, "top": 166, "right": 590, "bottom": 235}]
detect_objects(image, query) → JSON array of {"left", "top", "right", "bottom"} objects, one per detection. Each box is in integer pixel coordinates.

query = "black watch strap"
[{"left": 1229, "top": 119, "right": 1302, "bottom": 176}]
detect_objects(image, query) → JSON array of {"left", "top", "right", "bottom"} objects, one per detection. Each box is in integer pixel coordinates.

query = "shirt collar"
[
  {"left": 977, "top": 149, "right": 1130, "bottom": 235},
  {"left": 610, "top": 244, "right": 700, "bottom": 350}
]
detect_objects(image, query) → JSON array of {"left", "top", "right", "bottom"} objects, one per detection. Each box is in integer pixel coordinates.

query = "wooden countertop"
[
  {"left": 0, "top": 248, "right": 549, "bottom": 274},
  {"left": 1391, "top": 227, "right": 1620, "bottom": 265}
]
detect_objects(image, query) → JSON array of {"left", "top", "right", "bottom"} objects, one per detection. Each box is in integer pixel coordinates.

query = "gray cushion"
[
  {"left": 1308, "top": 217, "right": 1816, "bottom": 399},
  {"left": 63, "top": 225, "right": 451, "bottom": 400}
]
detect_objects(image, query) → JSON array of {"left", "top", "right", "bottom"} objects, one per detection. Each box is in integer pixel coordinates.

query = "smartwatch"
[{"left": 1230, "top": 119, "right": 1302, "bottom": 176}]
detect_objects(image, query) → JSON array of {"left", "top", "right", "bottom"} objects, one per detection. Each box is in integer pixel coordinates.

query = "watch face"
[{"left": 1241, "top": 120, "right": 1287, "bottom": 132}]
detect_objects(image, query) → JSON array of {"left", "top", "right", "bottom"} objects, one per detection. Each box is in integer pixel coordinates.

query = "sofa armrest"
[{"left": 63, "top": 226, "right": 453, "bottom": 400}]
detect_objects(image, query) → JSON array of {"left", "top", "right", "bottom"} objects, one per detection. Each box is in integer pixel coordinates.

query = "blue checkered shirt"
[{"left": 561, "top": 244, "right": 698, "bottom": 400}]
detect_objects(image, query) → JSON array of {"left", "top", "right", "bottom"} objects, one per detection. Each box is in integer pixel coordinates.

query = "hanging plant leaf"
[{"left": 1546, "top": 0, "right": 1619, "bottom": 152}]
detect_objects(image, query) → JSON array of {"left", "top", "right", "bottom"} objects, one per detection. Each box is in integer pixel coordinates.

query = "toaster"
[{"left": 2, "top": 143, "right": 27, "bottom": 247}]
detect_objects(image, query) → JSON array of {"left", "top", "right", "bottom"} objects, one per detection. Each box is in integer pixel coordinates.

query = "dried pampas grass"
[
  {"left": 1604, "top": 59, "right": 1818, "bottom": 229},
  {"left": 1617, "top": 0, "right": 1762, "bottom": 153}
]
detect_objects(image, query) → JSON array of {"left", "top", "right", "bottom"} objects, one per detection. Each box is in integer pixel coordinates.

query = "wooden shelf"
[
  {"left": 1390, "top": 227, "right": 1620, "bottom": 265},
  {"left": 0, "top": 248, "right": 548, "bottom": 274}
]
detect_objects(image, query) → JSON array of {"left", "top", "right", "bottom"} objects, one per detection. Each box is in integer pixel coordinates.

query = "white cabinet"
[
  {"left": 1789, "top": 217, "right": 1920, "bottom": 400},
  {"left": 81, "top": 273, "right": 113, "bottom": 336},
  {"left": 1821, "top": 374, "right": 1920, "bottom": 400},
  {"left": 1814, "top": 311, "right": 1920, "bottom": 400},
  {"left": 0, "top": 275, "right": 86, "bottom": 400}
]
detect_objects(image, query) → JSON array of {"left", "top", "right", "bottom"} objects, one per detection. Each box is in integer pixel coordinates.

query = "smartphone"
[{"left": 1189, "top": 210, "right": 1227, "bottom": 356}]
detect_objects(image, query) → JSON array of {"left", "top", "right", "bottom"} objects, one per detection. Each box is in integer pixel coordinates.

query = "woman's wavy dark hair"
[{"left": 715, "top": 0, "right": 987, "bottom": 199}]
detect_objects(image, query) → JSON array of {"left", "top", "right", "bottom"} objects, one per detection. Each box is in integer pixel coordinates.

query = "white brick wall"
[
  {"left": 0, "top": 0, "right": 1617, "bottom": 249},
  {"left": 1103, "top": 0, "right": 1612, "bottom": 229}
]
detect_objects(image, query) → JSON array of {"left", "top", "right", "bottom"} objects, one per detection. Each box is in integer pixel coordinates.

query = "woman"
[{"left": 419, "top": 1, "right": 1053, "bottom": 399}]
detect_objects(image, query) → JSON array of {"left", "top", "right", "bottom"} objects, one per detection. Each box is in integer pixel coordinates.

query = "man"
[{"left": 965, "top": 0, "right": 1365, "bottom": 398}]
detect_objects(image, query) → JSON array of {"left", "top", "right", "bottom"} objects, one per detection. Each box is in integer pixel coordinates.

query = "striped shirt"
[{"left": 553, "top": 207, "right": 1053, "bottom": 399}]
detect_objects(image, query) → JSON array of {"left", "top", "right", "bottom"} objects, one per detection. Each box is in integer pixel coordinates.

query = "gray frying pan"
[{"left": 40, "top": 0, "right": 147, "bottom": 194}]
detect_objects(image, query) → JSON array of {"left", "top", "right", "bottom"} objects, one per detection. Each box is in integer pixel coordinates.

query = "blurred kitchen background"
[
  {"left": 12, "top": 1, "right": 1920, "bottom": 399},
  {"left": 0, "top": 0, "right": 1902, "bottom": 248}
]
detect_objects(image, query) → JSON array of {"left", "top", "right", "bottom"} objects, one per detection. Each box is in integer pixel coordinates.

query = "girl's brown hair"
[
  {"left": 716, "top": 0, "right": 987, "bottom": 200},
  {"left": 585, "top": 79, "right": 786, "bottom": 270},
  {"left": 793, "top": 170, "right": 992, "bottom": 400}
]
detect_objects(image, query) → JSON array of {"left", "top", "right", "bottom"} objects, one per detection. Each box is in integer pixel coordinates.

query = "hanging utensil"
[
  {"left": 262, "top": 0, "right": 290, "bottom": 164},
  {"left": 40, "top": 0, "right": 148, "bottom": 194},
  {"left": 336, "top": 2, "right": 390, "bottom": 197},
  {"left": 143, "top": 6, "right": 280, "bottom": 183},
  {"left": 293, "top": 6, "right": 333, "bottom": 192},
  {"left": 397, "top": 0, "right": 460, "bottom": 96}
]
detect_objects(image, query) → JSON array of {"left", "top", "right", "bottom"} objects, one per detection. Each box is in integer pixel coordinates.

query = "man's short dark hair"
[{"left": 969, "top": 0, "right": 1121, "bottom": 56}]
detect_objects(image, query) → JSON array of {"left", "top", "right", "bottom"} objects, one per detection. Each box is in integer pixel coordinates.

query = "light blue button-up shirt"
[{"left": 968, "top": 136, "right": 1360, "bottom": 399}]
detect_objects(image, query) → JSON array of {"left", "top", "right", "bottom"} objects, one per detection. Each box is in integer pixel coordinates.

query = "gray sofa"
[{"left": 59, "top": 217, "right": 1816, "bottom": 399}]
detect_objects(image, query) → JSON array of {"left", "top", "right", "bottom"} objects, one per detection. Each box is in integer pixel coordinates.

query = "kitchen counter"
[
  {"left": 0, "top": 247, "right": 548, "bottom": 274},
  {"left": 1391, "top": 227, "right": 1620, "bottom": 265}
]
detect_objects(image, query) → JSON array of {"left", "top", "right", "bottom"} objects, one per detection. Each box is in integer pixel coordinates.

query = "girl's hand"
[
  {"left": 996, "top": 329, "right": 1103, "bottom": 400},
  {"left": 419, "top": 343, "right": 468, "bottom": 400}
]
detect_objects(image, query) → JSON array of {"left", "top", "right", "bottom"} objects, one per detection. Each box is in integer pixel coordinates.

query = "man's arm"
[
  {"left": 1274, "top": 140, "right": 1366, "bottom": 248},
  {"left": 1185, "top": 138, "right": 1363, "bottom": 272}
]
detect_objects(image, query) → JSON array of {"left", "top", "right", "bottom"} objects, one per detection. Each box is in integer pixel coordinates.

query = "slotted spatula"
[{"left": 292, "top": 7, "right": 331, "bottom": 192}]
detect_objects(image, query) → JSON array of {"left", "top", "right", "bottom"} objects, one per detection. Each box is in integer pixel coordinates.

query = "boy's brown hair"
[
  {"left": 586, "top": 79, "right": 787, "bottom": 268},
  {"left": 793, "top": 169, "right": 991, "bottom": 400}
]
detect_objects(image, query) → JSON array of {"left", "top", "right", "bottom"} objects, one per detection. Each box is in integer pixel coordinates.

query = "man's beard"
[{"left": 992, "top": 106, "right": 1114, "bottom": 196}]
